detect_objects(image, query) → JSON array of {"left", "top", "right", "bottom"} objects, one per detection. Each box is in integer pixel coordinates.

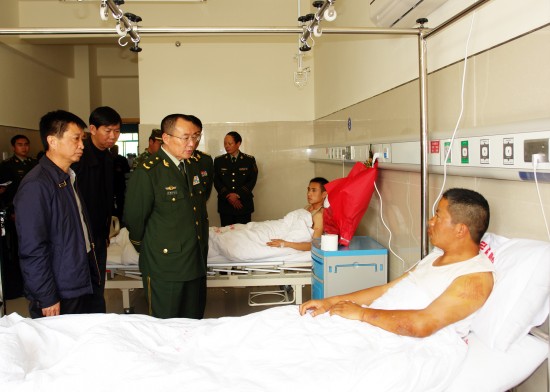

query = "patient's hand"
[
  {"left": 299, "top": 299, "right": 332, "bottom": 317},
  {"left": 329, "top": 301, "right": 364, "bottom": 321}
]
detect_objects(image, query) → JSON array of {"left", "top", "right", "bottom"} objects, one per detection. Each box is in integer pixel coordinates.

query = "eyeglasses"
[{"left": 167, "top": 133, "right": 202, "bottom": 144}]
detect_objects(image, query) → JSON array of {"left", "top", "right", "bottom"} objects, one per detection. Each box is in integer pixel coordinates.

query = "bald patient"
[{"left": 300, "top": 188, "right": 494, "bottom": 338}]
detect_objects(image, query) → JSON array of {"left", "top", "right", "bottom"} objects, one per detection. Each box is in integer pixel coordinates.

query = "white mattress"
[{"left": 446, "top": 331, "right": 548, "bottom": 391}]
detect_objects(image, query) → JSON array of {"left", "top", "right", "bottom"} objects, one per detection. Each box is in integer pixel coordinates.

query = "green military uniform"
[
  {"left": 131, "top": 148, "right": 151, "bottom": 171},
  {"left": 0, "top": 154, "right": 38, "bottom": 299},
  {"left": 124, "top": 148, "right": 209, "bottom": 319},
  {"left": 191, "top": 149, "right": 214, "bottom": 200},
  {"left": 214, "top": 152, "right": 258, "bottom": 226}
]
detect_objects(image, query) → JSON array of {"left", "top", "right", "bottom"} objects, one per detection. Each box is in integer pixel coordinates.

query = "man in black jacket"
[
  {"left": 72, "top": 106, "right": 121, "bottom": 313},
  {"left": 15, "top": 110, "right": 99, "bottom": 318}
]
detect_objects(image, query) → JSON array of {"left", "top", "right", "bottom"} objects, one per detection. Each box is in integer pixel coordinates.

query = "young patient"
[{"left": 266, "top": 177, "right": 328, "bottom": 251}]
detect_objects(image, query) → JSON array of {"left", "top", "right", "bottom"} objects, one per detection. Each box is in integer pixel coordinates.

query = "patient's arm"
[
  {"left": 266, "top": 209, "right": 323, "bottom": 251},
  {"left": 299, "top": 273, "right": 408, "bottom": 316},
  {"left": 330, "top": 271, "right": 494, "bottom": 337},
  {"left": 266, "top": 238, "right": 312, "bottom": 251}
]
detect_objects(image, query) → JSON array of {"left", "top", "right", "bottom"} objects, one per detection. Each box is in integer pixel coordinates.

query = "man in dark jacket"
[
  {"left": 14, "top": 110, "right": 100, "bottom": 318},
  {"left": 72, "top": 106, "right": 121, "bottom": 313}
]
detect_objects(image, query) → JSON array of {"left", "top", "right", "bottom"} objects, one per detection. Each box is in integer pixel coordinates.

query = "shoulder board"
[
  {"left": 215, "top": 153, "right": 227, "bottom": 159},
  {"left": 141, "top": 156, "right": 161, "bottom": 170},
  {"left": 241, "top": 153, "right": 255, "bottom": 159},
  {"left": 195, "top": 149, "right": 211, "bottom": 157}
]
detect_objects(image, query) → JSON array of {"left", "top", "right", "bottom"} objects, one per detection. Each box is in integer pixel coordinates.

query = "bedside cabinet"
[{"left": 311, "top": 236, "right": 388, "bottom": 299}]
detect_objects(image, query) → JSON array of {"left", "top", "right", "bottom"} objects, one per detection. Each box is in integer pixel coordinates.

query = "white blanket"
[
  {"left": 109, "top": 209, "right": 314, "bottom": 265},
  {"left": 0, "top": 277, "right": 467, "bottom": 392},
  {"left": 208, "top": 208, "right": 314, "bottom": 262}
]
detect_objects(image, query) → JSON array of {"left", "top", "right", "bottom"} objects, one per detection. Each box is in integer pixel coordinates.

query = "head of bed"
[{"left": 448, "top": 232, "right": 550, "bottom": 391}]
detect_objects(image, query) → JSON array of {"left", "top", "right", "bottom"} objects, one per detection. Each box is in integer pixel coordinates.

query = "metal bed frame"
[{"left": 105, "top": 260, "right": 311, "bottom": 313}]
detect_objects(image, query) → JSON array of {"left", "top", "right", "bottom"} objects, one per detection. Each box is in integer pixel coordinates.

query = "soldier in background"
[
  {"left": 214, "top": 131, "right": 258, "bottom": 226},
  {"left": 132, "top": 129, "right": 162, "bottom": 171},
  {"left": 0, "top": 135, "right": 38, "bottom": 299}
]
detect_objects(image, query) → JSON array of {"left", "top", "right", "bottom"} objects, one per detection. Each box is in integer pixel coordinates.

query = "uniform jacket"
[
  {"left": 14, "top": 155, "right": 99, "bottom": 308},
  {"left": 214, "top": 152, "right": 258, "bottom": 216},
  {"left": 0, "top": 155, "right": 38, "bottom": 209},
  {"left": 71, "top": 138, "right": 113, "bottom": 243},
  {"left": 132, "top": 148, "right": 151, "bottom": 171},
  {"left": 191, "top": 149, "right": 214, "bottom": 201},
  {"left": 124, "top": 148, "right": 208, "bottom": 281}
]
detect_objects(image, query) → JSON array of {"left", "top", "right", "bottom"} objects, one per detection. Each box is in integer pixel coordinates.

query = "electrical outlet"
[
  {"left": 480, "top": 139, "right": 490, "bottom": 164},
  {"left": 460, "top": 140, "right": 469, "bottom": 164},
  {"left": 503, "top": 138, "right": 514, "bottom": 165},
  {"left": 524, "top": 138, "right": 549, "bottom": 162}
]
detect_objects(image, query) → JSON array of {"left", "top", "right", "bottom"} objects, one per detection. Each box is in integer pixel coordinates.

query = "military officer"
[
  {"left": 0, "top": 135, "right": 38, "bottom": 208},
  {"left": 124, "top": 114, "right": 208, "bottom": 319},
  {"left": 131, "top": 128, "right": 162, "bottom": 171},
  {"left": 0, "top": 134, "right": 38, "bottom": 299},
  {"left": 214, "top": 131, "right": 258, "bottom": 226}
]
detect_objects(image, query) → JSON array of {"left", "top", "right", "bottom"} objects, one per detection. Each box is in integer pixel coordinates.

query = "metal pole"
[
  {"left": 0, "top": 26, "right": 420, "bottom": 37},
  {"left": 424, "top": 0, "right": 492, "bottom": 39},
  {"left": 418, "top": 28, "right": 429, "bottom": 258}
]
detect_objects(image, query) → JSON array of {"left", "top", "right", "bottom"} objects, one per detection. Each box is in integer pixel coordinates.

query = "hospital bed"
[
  {"left": 105, "top": 232, "right": 313, "bottom": 312},
  {"left": 1, "top": 233, "right": 548, "bottom": 392}
]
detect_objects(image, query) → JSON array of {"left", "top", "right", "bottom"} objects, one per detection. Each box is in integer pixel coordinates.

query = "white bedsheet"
[
  {"left": 110, "top": 208, "right": 313, "bottom": 265},
  {"left": 0, "top": 273, "right": 468, "bottom": 392},
  {"left": 0, "top": 306, "right": 466, "bottom": 392}
]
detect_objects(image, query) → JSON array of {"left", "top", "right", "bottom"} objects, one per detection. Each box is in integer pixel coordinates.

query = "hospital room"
[{"left": 0, "top": 0, "right": 549, "bottom": 390}]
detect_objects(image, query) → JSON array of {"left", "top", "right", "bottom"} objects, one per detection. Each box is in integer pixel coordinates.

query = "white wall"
[
  {"left": 138, "top": 36, "right": 314, "bottom": 125},
  {"left": 313, "top": 0, "right": 550, "bottom": 118}
]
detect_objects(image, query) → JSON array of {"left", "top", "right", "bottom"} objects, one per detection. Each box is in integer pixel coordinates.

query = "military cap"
[{"left": 150, "top": 128, "right": 163, "bottom": 140}]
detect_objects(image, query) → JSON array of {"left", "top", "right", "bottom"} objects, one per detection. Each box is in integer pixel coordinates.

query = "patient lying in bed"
[
  {"left": 110, "top": 177, "right": 329, "bottom": 264},
  {"left": 210, "top": 177, "right": 328, "bottom": 261}
]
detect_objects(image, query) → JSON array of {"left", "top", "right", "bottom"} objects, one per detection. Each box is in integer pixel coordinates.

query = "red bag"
[{"left": 323, "top": 161, "right": 378, "bottom": 246}]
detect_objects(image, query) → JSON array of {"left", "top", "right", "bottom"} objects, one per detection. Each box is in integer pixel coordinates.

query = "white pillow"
[{"left": 471, "top": 233, "right": 550, "bottom": 351}]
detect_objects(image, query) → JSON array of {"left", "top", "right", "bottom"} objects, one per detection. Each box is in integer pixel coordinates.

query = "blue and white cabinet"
[{"left": 311, "top": 236, "right": 388, "bottom": 299}]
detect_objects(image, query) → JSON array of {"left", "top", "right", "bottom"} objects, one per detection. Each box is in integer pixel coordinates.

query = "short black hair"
[
  {"left": 89, "top": 106, "right": 122, "bottom": 128},
  {"left": 442, "top": 188, "right": 490, "bottom": 244},
  {"left": 11, "top": 134, "right": 29, "bottom": 146},
  {"left": 39, "top": 110, "right": 87, "bottom": 151},
  {"left": 161, "top": 114, "right": 202, "bottom": 134},
  {"left": 186, "top": 114, "right": 203, "bottom": 131},
  {"left": 310, "top": 177, "right": 329, "bottom": 192},
  {"left": 226, "top": 131, "right": 242, "bottom": 144}
]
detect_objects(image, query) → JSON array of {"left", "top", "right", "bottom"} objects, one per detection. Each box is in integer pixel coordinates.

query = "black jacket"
[
  {"left": 71, "top": 138, "right": 113, "bottom": 243},
  {"left": 14, "top": 156, "right": 99, "bottom": 308}
]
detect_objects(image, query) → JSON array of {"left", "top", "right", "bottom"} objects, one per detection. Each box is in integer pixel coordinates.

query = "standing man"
[
  {"left": 15, "top": 110, "right": 99, "bottom": 318},
  {"left": 187, "top": 115, "right": 214, "bottom": 201},
  {"left": 214, "top": 131, "right": 258, "bottom": 226},
  {"left": 0, "top": 135, "right": 38, "bottom": 299},
  {"left": 72, "top": 106, "right": 121, "bottom": 313},
  {"left": 132, "top": 128, "right": 162, "bottom": 171},
  {"left": 124, "top": 114, "right": 208, "bottom": 319}
]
